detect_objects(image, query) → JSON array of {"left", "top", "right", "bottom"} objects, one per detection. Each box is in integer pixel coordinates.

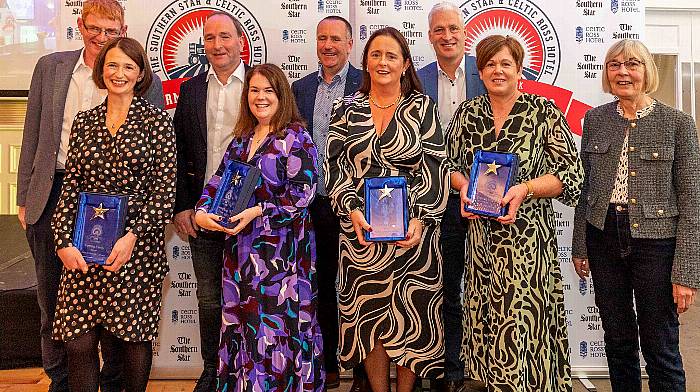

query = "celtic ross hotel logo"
[{"left": 461, "top": 0, "right": 562, "bottom": 85}]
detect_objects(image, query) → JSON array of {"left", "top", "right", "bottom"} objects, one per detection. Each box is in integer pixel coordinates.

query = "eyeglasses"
[
  {"left": 83, "top": 23, "right": 121, "bottom": 38},
  {"left": 606, "top": 59, "right": 645, "bottom": 71}
]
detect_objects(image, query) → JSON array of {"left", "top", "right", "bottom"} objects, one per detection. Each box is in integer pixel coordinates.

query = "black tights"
[{"left": 65, "top": 327, "right": 152, "bottom": 392}]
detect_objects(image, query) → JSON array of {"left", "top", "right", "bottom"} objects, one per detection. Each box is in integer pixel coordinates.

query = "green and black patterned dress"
[{"left": 445, "top": 93, "right": 583, "bottom": 392}]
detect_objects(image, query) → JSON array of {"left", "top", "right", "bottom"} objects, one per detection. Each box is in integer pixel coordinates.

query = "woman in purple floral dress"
[{"left": 194, "top": 64, "right": 324, "bottom": 391}]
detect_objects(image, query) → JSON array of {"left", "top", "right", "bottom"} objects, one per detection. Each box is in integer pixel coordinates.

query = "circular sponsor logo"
[
  {"left": 146, "top": 0, "right": 267, "bottom": 107},
  {"left": 461, "top": 0, "right": 561, "bottom": 84}
]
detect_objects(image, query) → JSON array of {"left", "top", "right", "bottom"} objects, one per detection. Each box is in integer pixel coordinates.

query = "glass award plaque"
[
  {"left": 464, "top": 150, "right": 520, "bottom": 218},
  {"left": 210, "top": 159, "right": 262, "bottom": 228},
  {"left": 72, "top": 192, "right": 129, "bottom": 265},
  {"left": 364, "top": 176, "right": 409, "bottom": 242}
]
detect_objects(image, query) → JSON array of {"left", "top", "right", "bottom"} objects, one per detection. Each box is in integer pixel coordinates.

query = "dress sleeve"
[
  {"left": 258, "top": 127, "right": 318, "bottom": 233},
  {"left": 571, "top": 111, "right": 592, "bottom": 259},
  {"left": 408, "top": 96, "right": 449, "bottom": 226},
  {"left": 542, "top": 100, "right": 584, "bottom": 207},
  {"left": 52, "top": 111, "right": 87, "bottom": 249},
  {"left": 131, "top": 109, "right": 177, "bottom": 236},
  {"left": 324, "top": 97, "right": 364, "bottom": 216},
  {"left": 671, "top": 112, "right": 700, "bottom": 289}
]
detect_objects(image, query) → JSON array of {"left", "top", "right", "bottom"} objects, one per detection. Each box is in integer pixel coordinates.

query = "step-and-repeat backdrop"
[{"left": 55, "top": 0, "right": 644, "bottom": 378}]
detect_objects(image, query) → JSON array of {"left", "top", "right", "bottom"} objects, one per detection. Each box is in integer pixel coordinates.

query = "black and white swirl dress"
[{"left": 324, "top": 91, "right": 449, "bottom": 378}]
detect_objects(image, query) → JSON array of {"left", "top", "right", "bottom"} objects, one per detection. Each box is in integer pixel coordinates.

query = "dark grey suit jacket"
[
  {"left": 572, "top": 101, "right": 700, "bottom": 288},
  {"left": 17, "top": 49, "right": 164, "bottom": 225}
]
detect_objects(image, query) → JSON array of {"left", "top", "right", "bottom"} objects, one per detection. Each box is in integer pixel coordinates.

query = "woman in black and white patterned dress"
[
  {"left": 52, "top": 38, "right": 175, "bottom": 392},
  {"left": 324, "top": 27, "right": 448, "bottom": 392}
]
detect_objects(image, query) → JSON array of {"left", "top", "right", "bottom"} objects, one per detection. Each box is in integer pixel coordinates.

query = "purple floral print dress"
[{"left": 196, "top": 123, "right": 324, "bottom": 391}]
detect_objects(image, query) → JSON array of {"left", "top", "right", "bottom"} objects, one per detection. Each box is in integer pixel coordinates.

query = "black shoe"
[
  {"left": 326, "top": 371, "right": 341, "bottom": 389},
  {"left": 436, "top": 379, "right": 464, "bottom": 392},
  {"left": 193, "top": 368, "right": 218, "bottom": 392},
  {"left": 349, "top": 371, "right": 372, "bottom": 392}
]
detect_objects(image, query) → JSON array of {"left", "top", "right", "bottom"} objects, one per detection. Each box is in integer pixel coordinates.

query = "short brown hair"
[
  {"left": 82, "top": 0, "right": 124, "bottom": 25},
  {"left": 601, "top": 39, "right": 658, "bottom": 94},
  {"left": 93, "top": 37, "right": 153, "bottom": 97},
  {"left": 476, "top": 35, "right": 524, "bottom": 71},
  {"left": 233, "top": 64, "right": 306, "bottom": 139},
  {"left": 207, "top": 11, "right": 244, "bottom": 37},
  {"left": 359, "top": 27, "right": 423, "bottom": 96}
]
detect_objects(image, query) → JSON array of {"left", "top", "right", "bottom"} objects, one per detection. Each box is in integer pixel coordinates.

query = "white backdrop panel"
[{"left": 52, "top": 0, "right": 644, "bottom": 378}]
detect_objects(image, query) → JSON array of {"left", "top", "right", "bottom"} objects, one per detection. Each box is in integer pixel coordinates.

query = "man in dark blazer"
[
  {"left": 16, "top": 1, "right": 163, "bottom": 391},
  {"left": 416, "top": 3, "right": 485, "bottom": 392},
  {"left": 172, "top": 11, "right": 251, "bottom": 392},
  {"left": 291, "top": 15, "right": 362, "bottom": 390}
]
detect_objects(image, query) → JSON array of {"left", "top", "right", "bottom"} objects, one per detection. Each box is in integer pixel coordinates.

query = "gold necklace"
[
  {"left": 106, "top": 114, "right": 126, "bottom": 132},
  {"left": 369, "top": 93, "right": 402, "bottom": 109}
]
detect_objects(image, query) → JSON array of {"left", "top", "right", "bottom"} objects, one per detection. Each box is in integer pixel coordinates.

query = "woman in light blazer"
[{"left": 572, "top": 39, "right": 699, "bottom": 392}]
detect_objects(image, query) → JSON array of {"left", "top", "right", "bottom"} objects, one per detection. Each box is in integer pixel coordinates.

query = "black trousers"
[
  {"left": 438, "top": 194, "right": 468, "bottom": 381},
  {"left": 189, "top": 229, "right": 226, "bottom": 372},
  {"left": 586, "top": 205, "right": 685, "bottom": 392},
  {"left": 309, "top": 195, "right": 341, "bottom": 373}
]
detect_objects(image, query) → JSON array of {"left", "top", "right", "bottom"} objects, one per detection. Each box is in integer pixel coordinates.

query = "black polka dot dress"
[{"left": 51, "top": 96, "right": 176, "bottom": 342}]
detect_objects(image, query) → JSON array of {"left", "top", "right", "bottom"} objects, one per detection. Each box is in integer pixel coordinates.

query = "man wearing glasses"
[{"left": 16, "top": 1, "right": 163, "bottom": 391}]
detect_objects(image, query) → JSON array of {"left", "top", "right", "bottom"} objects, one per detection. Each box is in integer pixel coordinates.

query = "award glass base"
[
  {"left": 464, "top": 150, "right": 519, "bottom": 218},
  {"left": 72, "top": 192, "right": 129, "bottom": 265},
  {"left": 210, "top": 159, "right": 262, "bottom": 228},
  {"left": 364, "top": 176, "right": 409, "bottom": 242}
]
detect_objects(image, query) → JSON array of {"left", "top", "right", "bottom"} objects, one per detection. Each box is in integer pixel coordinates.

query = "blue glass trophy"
[
  {"left": 464, "top": 150, "right": 520, "bottom": 218},
  {"left": 210, "top": 159, "right": 262, "bottom": 228},
  {"left": 364, "top": 176, "right": 409, "bottom": 242},
  {"left": 72, "top": 192, "right": 129, "bottom": 265}
]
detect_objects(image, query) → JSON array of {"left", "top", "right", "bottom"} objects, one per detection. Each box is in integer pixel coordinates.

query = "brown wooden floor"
[
  {"left": 1, "top": 304, "right": 697, "bottom": 392},
  {"left": 0, "top": 367, "right": 682, "bottom": 392}
]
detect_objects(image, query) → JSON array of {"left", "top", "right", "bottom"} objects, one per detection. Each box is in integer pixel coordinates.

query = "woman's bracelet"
[{"left": 524, "top": 180, "right": 535, "bottom": 200}]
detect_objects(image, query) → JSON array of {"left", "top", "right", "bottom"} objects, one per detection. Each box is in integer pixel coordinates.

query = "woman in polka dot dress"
[{"left": 51, "top": 37, "right": 175, "bottom": 392}]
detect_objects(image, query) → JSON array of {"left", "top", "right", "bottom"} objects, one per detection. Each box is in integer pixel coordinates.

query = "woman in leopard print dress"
[{"left": 445, "top": 35, "right": 583, "bottom": 392}]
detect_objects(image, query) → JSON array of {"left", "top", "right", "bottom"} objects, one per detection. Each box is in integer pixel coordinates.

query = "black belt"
[{"left": 609, "top": 203, "right": 629, "bottom": 213}]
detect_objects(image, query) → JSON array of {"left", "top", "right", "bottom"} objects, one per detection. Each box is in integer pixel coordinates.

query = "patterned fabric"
[
  {"left": 52, "top": 96, "right": 176, "bottom": 342},
  {"left": 445, "top": 93, "right": 583, "bottom": 392},
  {"left": 196, "top": 123, "right": 324, "bottom": 392},
  {"left": 609, "top": 100, "right": 656, "bottom": 203},
  {"left": 312, "top": 62, "right": 349, "bottom": 196},
  {"left": 572, "top": 100, "right": 700, "bottom": 289},
  {"left": 324, "top": 91, "right": 449, "bottom": 378}
]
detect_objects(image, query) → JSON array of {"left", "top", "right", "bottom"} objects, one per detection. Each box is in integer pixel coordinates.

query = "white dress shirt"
[
  {"left": 205, "top": 61, "right": 245, "bottom": 182},
  {"left": 437, "top": 57, "right": 466, "bottom": 131},
  {"left": 58, "top": 49, "right": 107, "bottom": 169}
]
